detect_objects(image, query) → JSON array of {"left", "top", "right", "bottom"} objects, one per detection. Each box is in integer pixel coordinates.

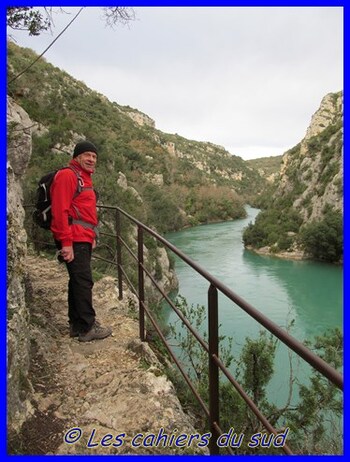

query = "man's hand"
[
  {"left": 92, "top": 239, "right": 97, "bottom": 250},
  {"left": 61, "top": 246, "right": 74, "bottom": 263}
]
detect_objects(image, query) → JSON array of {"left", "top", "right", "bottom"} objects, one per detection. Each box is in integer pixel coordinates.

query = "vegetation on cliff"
[
  {"left": 164, "top": 297, "right": 343, "bottom": 455},
  {"left": 7, "top": 41, "right": 266, "bottom": 237}
]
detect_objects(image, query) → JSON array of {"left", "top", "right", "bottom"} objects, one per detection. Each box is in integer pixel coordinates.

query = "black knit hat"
[{"left": 73, "top": 140, "right": 98, "bottom": 158}]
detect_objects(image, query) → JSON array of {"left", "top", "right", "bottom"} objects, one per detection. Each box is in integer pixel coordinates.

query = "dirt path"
[{"left": 18, "top": 254, "right": 206, "bottom": 455}]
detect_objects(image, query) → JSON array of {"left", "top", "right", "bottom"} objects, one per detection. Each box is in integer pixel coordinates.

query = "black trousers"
[{"left": 62, "top": 242, "right": 96, "bottom": 333}]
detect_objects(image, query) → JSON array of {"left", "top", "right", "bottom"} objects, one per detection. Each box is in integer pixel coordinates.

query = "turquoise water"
[{"left": 163, "top": 206, "right": 343, "bottom": 407}]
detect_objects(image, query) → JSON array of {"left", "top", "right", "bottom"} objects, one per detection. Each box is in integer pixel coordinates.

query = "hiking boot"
[
  {"left": 69, "top": 324, "right": 79, "bottom": 338},
  {"left": 78, "top": 322, "right": 112, "bottom": 342}
]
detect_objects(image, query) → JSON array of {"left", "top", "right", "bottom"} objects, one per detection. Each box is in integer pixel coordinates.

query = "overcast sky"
[{"left": 8, "top": 6, "right": 343, "bottom": 160}]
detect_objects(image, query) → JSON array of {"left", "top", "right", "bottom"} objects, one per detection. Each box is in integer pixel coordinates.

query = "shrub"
[{"left": 299, "top": 209, "right": 343, "bottom": 262}]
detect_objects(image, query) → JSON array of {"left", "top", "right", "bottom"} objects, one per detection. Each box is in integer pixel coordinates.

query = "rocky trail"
[{"left": 13, "top": 254, "right": 206, "bottom": 455}]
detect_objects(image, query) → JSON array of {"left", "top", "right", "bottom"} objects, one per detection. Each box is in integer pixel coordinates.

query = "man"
[{"left": 50, "top": 140, "right": 112, "bottom": 342}]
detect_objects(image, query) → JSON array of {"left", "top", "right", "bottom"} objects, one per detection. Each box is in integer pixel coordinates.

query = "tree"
[
  {"left": 7, "top": 7, "right": 52, "bottom": 36},
  {"left": 285, "top": 328, "right": 343, "bottom": 454},
  {"left": 101, "top": 7, "right": 136, "bottom": 27},
  {"left": 7, "top": 7, "right": 135, "bottom": 36},
  {"left": 7, "top": 7, "right": 136, "bottom": 85},
  {"left": 299, "top": 209, "right": 343, "bottom": 262},
  {"left": 239, "top": 332, "right": 277, "bottom": 405},
  {"left": 167, "top": 296, "right": 234, "bottom": 431},
  {"left": 167, "top": 296, "right": 343, "bottom": 454}
]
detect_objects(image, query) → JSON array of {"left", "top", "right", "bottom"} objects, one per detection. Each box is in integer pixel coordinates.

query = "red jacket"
[{"left": 50, "top": 159, "right": 98, "bottom": 247}]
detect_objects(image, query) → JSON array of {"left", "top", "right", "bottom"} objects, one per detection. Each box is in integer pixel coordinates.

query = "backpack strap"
[
  {"left": 65, "top": 166, "right": 93, "bottom": 195},
  {"left": 63, "top": 166, "right": 99, "bottom": 237},
  {"left": 69, "top": 218, "right": 99, "bottom": 237}
]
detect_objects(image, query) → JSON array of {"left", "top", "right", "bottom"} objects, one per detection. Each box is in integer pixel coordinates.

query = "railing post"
[
  {"left": 115, "top": 209, "right": 123, "bottom": 300},
  {"left": 208, "top": 284, "right": 220, "bottom": 455},
  {"left": 138, "top": 226, "right": 145, "bottom": 341}
]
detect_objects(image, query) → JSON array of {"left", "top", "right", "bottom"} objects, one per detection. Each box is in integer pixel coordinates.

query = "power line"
[{"left": 8, "top": 7, "right": 84, "bottom": 85}]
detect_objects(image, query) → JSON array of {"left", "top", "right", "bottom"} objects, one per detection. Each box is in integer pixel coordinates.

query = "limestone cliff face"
[
  {"left": 278, "top": 91, "right": 343, "bottom": 224},
  {"left": 303, "top": 92, "right": 343, "bottom": 143},
  {"left": 7, "top": 96, "right": 33, "bottom": 433},
  {"left": 125, "top": 109, "right": 155, "bottom": 128}
]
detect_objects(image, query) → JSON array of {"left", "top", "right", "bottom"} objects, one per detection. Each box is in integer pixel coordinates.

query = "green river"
[{"left": 164, "top": 205, "right": 343, "bottom": 408}]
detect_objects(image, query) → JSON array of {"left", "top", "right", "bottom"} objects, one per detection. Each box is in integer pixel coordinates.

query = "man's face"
[{"left": 76, "top": 151, "right": 97, "bottom": 173}]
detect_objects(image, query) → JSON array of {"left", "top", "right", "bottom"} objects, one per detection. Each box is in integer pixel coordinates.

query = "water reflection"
[{"left": 242, "top": 249, "right": 343, "bottom": 338}]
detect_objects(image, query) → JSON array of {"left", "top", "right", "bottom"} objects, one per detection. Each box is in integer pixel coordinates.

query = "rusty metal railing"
[
  {"left": 93, "top": 205, "right": 343, "bottom": 456},
  {"left": 26, "top": 203, "right": 343, "bottom": 455}
]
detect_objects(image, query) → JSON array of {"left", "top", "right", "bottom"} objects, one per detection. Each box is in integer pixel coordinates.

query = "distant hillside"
[
  {"left": 243, "top": 91, "right": 343, "bottom": 263},
  {"left": 246, "top": 155, "right": 283, "bottom": 183},
  {"left": 7, "top": 41, "right": 266, "bottom": 235}
]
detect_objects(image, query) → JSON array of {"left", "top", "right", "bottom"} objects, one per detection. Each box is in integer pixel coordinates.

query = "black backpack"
[{"left": 33, "top": 166, "right": 85, "bottom": 230}]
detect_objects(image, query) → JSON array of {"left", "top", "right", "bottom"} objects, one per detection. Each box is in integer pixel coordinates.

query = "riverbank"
[
  {"left": 176, "top": 207, "right": 312, "bottom": 264},
  {"left": 245, "top": 245, "right": 307, "bottom": 261},
  {"left": 245, "top": 245, "right": 343, "bottom": 265}
]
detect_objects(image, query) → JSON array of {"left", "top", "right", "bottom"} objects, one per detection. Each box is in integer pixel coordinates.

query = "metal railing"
[
  {"left": 27, "top": 204, "right": 343, "bottom": 455},
  {"left": 93, "top": 205, "right": 343, "bottom": 456}
]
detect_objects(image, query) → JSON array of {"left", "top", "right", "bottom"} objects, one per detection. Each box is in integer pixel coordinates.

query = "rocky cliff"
[
  {"left": 243, "top": 91, "right": 343, "bottom": 261},
  {"left": 7, "top": 96, "right": 33, "bottom": 434},
  {"left": 246, "top": 155, "right": 283, "bottom": 184},
  {"left": 278, "top": 91, "right": 342, "bottom": 223}
]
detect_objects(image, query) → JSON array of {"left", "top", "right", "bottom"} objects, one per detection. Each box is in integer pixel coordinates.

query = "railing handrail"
[
  {"left": 99, "top": 204, "right": 343, "bottom": 392},
  {"left": 26, "top": 202, "right": 343, "bottom": 455}
]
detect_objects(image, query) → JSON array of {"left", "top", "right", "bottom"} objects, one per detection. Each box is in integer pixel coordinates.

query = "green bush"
[
  {"left": 243, "top": 208, "right": 302, "bottom": 250},
  {"left": 299, "top": 209, "right": 343, "bottom": 262},
  {"left": 277, "top": 234, "right": 293, "bottom": 251},
  {"left": 165, "top": 295, "right": 343, "bottom": 454},
  {"left": 142, "top": 184, "right": 185, "bottom": 233}
]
